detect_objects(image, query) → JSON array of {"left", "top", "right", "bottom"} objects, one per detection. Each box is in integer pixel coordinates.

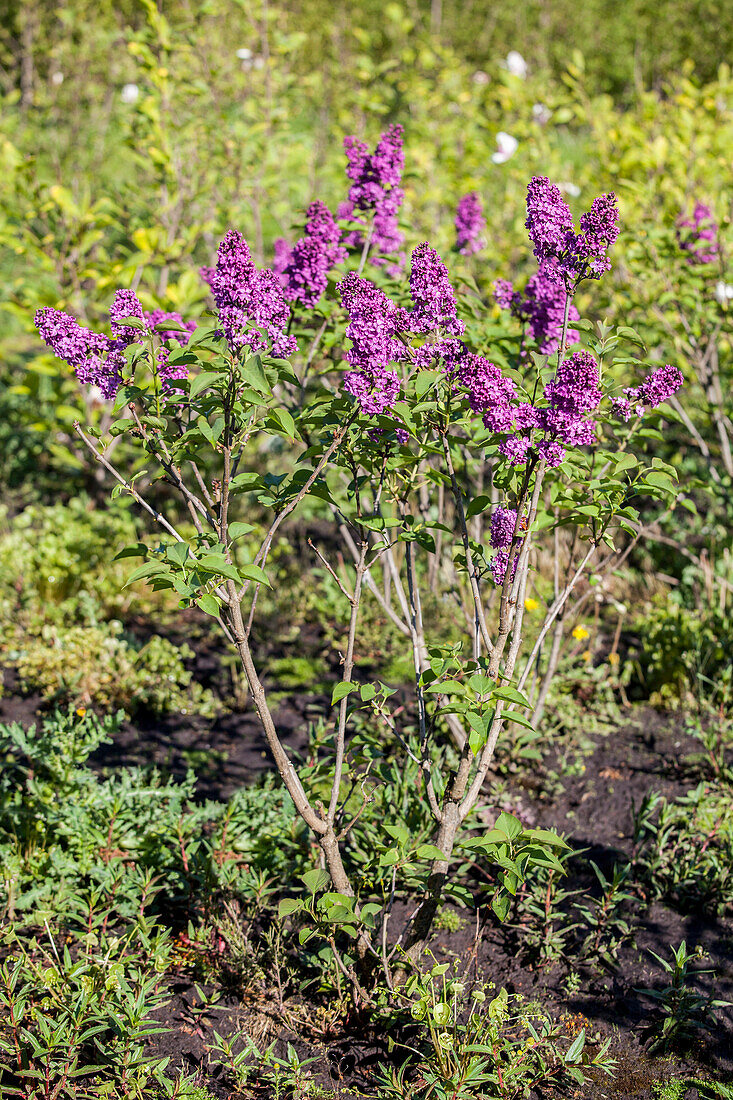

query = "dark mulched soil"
[{"left": 2, "top": 629, "right": 732, "bottom": 1098}]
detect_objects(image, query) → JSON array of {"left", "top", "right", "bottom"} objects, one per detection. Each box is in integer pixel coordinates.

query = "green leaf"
[
  {"left": 332, "top": 680, "right": 358, "bottom": 705},
  {"left": 300, "top": 868, "right": 330, "bottom": 895},
  {"left": 166, "top": 542, "right": 190, "bottom": 566},
  {"left": 113, "top": 543, "right": 148, "bottom": 561},
  {"left": 494, "top": 812, "right": 522, "bottom": 839},
  {"left": 123, "top": 561, "right": 165, "bottom": 588},
  {"left": 416, "top": 844, "right": 446, "bottom": 862},
  {"left": 189, "top": 371, "right": 222, "bottom": 399},
  {"left": 491, "top": 891, "right": 511, "bottom": 921},
  {"left": 465, "top": 495, "right": 491, "bottom": 520},
  {"left": 197, "top": 554, "right": 241, "bottom": 583},
  {"left": 241, "top": 355, "right": 271, "bottom": 396},
  {"left": 565, "top": 1029, "right": 586, "bottom": 1063},
  {"left": 523, "top": 828, "right": 570, "bottom": 848},
  {"left": 278, "top": 898, "right": 303, "bottom": 918},
  {"left": 228, "top": 522, "right": 256, "bottom": 540},
  {"left": 238, "top": 563, "right": 270, "bottom": 587},
  {"left": 197, "top": 593, "right": 220, "bottom": 617}
]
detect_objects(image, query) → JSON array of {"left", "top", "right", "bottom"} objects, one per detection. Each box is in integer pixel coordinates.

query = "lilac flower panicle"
[
  {"left": 455, "top": 192, "right": 485, "bottom": 255},
  {"left": 146, "top": 309, "right": 197, "bottom": 397},
  {"left": 282, "top": 201, "right": 346, "bottom": 308},
  {"left": 612, "top": 365, "right": 683, "bottom": 421},
  {"left": 574, "top": 193, "right": 621, "bottom": 278},
  {"left": 525, "top": 176, "right": 574, "bottom": 269},
  {"left": 525, "top": 177, "right": 619, "bottom": 285},
  {"left": 207, "top": 229, "right": 296, "bottom": 357},
  {"left": 34, "top": 307, "right": 120, "bottom": 398},
  {"left": 639, "top": 364, "right": 684, "bottom": 407},
  {"left": 494, "top": 279, "right": 518, "bottom": 312},
  {"left": 338, "top": 272, "right": 406, "bottom": 415},
  {"left": 340, "top": 125, "right": 405, "bottom": 263},
  {"left": 490, "top": 549, "right": 514, "bottom": 587},
  {"left": 490, "top": 507, "right": 522, "bottom": 586},
  {"left": 409, "top": 243, "right": 465, "bottom": 337},
  {"left": 545, "top": 351, "right": 602, "bottom": 416},
  {"left": 498, "top": 268, "right": 580, "bottom": 355},
  {"left": 456, "top": 354, "right": 517, "bottom": 423},
  {"left": 343, "top": 368, "right": 401, "bottom": 415},
  {"left": 490, "top": 507, "right": 517, "bottom": 549},
  {"left": 272, "top": 238, "right": 292, "bottom": 283},
  {"left": 677, "top": 202, "right": 719, "bottom": 265},
  {"left": 109, "top": 289, "right": 147, "bottom": 342}
]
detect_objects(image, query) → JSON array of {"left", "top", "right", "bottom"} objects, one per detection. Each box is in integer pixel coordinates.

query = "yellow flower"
[
  {"left": 608, "top": 651, "right": 620, "bottom": 666},
  {"left": 75, "top": 707, "right": 87, "bottom": 717},
  {"left": 572, "top": 625, "right": 590, "bottom": 641},
  {"left": 581, "top": 649, "right": 592, "bottom": 663},
  {"left": 524, "top": 597, "right": 539, "bottom": 612}
]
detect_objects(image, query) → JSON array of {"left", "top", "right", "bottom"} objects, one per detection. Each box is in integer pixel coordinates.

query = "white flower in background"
[
  {"left": 236, "top": 47, "right": 253, "bottom": 60},
  {"left": 252, "top": 57, "right": 265, "bottom": 70},
  {"left": 491, "top": 132, "right": 518, "bottom": 164},
  {"left": 559, "top": 181, "right": 581, "bottom": 198},
  {"left": 120, "top": 83, "right": 139, "bottom": 104},
  {"left": 532, "top": 102, "right": 551, "bottom": 124},
  {"left": 715, "top": 280, "right": 733, "bottom": 303},
  {"left": 505, "top": 51, "right": 527, "bottom": 78},
  {"left": 51, "top": 71, "right": 64, "bottom": 86},
  {"left": 473, "top": 70, "right": 490, "bottom": 85}
]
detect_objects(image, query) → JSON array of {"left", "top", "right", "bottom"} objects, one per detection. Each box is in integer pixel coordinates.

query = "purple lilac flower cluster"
[
  {"left": 340, "top": 243, "right": 465, "bottom": 417},
  {"left": 525, "top": 177, "right": 619, "bottom": 286},
  {"left": 489, "top": 507, "right": 520, "bottom": 586},
  {"left": 35, "top": 289, "right": 151, "bottom": 399},
  {"left": 677, "top": 202, "right": 719, "bottom": 265},
  {"left": 455, "top": 192, "right": 485, "bottom": 255},
  {"left": 35, "top": 293, "right": 200, "bottom": 402},
  {"left": 338, "top": 124, "right": 405, "bottom": 266},
  {"left": 455, "top": 349, "right": 602, "bottom": 468},
  {"left": 611, "top": 365, "right": 684, "bottom": 421},
  {"left": 409, "top": 243, "right": 465, "bottom": 337},
  {"left": 339, "top": 271, "right": 408, "bottom": 415},
  {"left": 494, "top": 269, "right": 580, "bottom": 356},
  {"left": 277, "top": 202, "right": 346, "bottom": 308},
  {"left": 203, "top": 230, "right": 296, "bottom": 358}
]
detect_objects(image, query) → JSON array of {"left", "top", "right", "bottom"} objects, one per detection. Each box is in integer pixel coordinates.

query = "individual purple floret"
[
  {"left": 282, "top": 201, "right": 346, "bottom": 308},
  {"left": 455, "top": 192, "right": 485, "bottom": 255},
  {"left": 206, "top": 229, "right": 297, "bottom": 358},
  {"left": 677, "top": 202, "right": 719, "bottom": 265},
  {"left": 409, "top": 243, "right": 465, "bottom": 337}
]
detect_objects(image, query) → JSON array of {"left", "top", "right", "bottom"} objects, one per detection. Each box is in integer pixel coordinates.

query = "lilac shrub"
[{"left": 32, "top": 141, "right": 686, "bottom": 977}]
